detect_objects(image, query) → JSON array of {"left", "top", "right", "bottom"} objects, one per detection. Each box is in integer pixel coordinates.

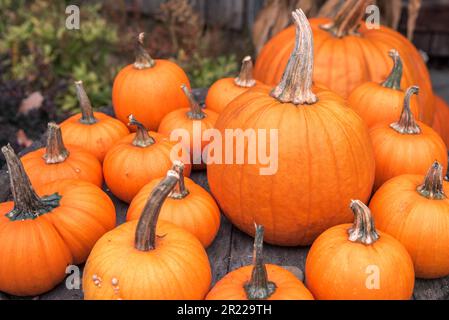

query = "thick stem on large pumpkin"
[
  {"left": 320, "top": 0, "right": 371, "bottom": 38},
  {"left": 169, "top": 161, "right": 189, "bottom": 199},
  {"left": 134, "top": 170, "right": 180, "bottom": 251},
  {"left": 382, "top": 49, "right": 403, "bottom": 90},
  {"left": 128, "top": 115, "right": 155, "bottom": 147},
  {"left": 244, "top": 225, "right": 276, "bottom": 300},
  {"left": 1, "top": 145, "right": 61, "bottom": 221},
  {"left": 43, "top": 122, "right": 70, "bottom": 164},
  {"left": 390, "top": 86, "right": 421, "bottom": 134},
  {"left": 271, "top": 9, "right": 317, "bottom": 105},
  {"left": 417, "top": 162, "right": 447, "bottom": 200},
  {"left": 348, "top": 200, "right": 380, "bottom": 245},
  {"left": 235, "top": 56, "right": 256, "bottom": 88},
  {"left": 75, "top": 80, "right": 97, "bottom": 125},
  {"left": 134, "top": 32, "right": 155, "bottom": 70},
  {"left": 182, "top": 84, "right": 206, "bottom": 120}
]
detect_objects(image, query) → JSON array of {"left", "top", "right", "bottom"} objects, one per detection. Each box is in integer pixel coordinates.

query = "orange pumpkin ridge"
[
  {"left": 21, "top": 122, "right": 103, "bottom": 189},
  {"left": 206, "top": 224, "right": 314, "bottom": 300},
  {"left": 83, "top": 169, "right": 212, "bottom": 300},
  {"left": 305, "top": 200, "right": 415, "bottom": 300},
  {"left": 59, "top": 81, "right": 129, "bottom": 162}
]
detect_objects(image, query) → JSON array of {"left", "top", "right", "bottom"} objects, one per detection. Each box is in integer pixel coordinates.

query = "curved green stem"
[{"left": 382, "top": 49, "right": 403, "bottom": 90}]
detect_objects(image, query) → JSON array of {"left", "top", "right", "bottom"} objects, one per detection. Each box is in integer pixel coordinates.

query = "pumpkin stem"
[
  {"left": 134, "top": 169, "right": 180, "bottom": 251},
  {"left": 43, "top": 122, "right": 70, "bottom": 164},
  {"left": 169, "top": 161, "right": 189, "bottom": 199},
  {"left": 390, "top": 86, "right": 421, "bottom": 134},
  {"left": 417, "top": 162, "right": 447, "bottom": 200},
  {"left": 182, "top": 84, "right": 206, "bottom": 120},
  {"left": 1, "top": 145, "right": 61, "bottom": 221},
  {"left": 134, "top": 32, "right": 155, "bottom": 70},
  {"left": 320, "top": 0, "right": 371, "bottom": 38},
  {"left": 235, "top": 56, "right": 256, "bottom": 88},
  {"left": 244, "top": 224, "right": 277, "bottom": 300},
  {"left": 271, "top": 9, "right": 317, "bottom": 105},
  {"left": 74, "top": 80, "right": 97, "bottom": 125},
  {"left": 348, "top": 200, "right": 380, "bottom": 245},
  {"left": 128, "top": 115, "right": 155, "bottom": 147},
  {"left": 382, "top": 49, "right": 403, "bottom": 90}
]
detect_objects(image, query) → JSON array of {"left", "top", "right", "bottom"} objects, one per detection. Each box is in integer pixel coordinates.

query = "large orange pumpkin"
[
  {"left": 112, "top": 33, "right": 190, "bottom": 131},
  {"left": 370, "top": 162, "right": 449, "bottom": 279},
  {"left": 207, "top": 9, "right": 375, "bottom": 246},
  {"left": 127, "top": 161, "right": 220, "bottom": 247},
  {"left": 348, "top": 49, "right": 420, "bottom": 129},
  {"left": 21, "top": 122, "right": 103, "bottom": 189},
  {"left": 103, "top": 115, "right": 191, "bottom": 203},
  {"left": 206, "top": 56, "right": 260, "bottom": 114},
  {"left": 206, "top": 225, "right": 314, "bottom": 300},
  {"left": 158, "top": 85, "right": 219, "bottom": 168},
  {"left": 432, "top": 95, "right": 449, "bottom": 149},
  {"left": 305, "top": 200, "right": 415, "bottom": 300},
  {"left": 0, "top": 145, "right": 116, "bottom": 296},
  {"left": 83, "top": 169, "right": 211, "bottom": 300},
  {"left": 370, "top": 86, "right": 447, "bottom": 190},
  {"left": 254, "top": 0, "right": 435, "bottom": 125},
  {"left": 60, "top": 81, "right": 129, "bottom": 162}
]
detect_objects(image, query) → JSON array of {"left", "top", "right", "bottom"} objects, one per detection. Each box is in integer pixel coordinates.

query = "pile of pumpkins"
[{"left": 1, "top": 1, "right": 449, "bottom": 300}]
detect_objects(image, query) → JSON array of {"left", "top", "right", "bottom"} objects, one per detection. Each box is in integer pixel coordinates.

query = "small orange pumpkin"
[
  {"left": 83, "top": 169, "right": 211, "bottom": 300},
  {"left": 158, "top": 85, "right": 218, "bottom": 168},
  {"left": 305, "top": 200, "right": 415, "bottom": 300},
  {"left": 127, "top": 161, "right": 220, "bottom": 247},
  {"left": 0, "top": 145, "right": 116, "bottom": 296},
  {"left": 206, "top": 224, "right": 314, "bottom": 300},
  {"left": 112, "top": 33, "right": 190, "bottom": 131},
  {"left": 21, "top": 122, "right": 103, "bottom": 189},
  {"left": 59, "top": 81, "right": 129, "bottom": 162},
  {"left": 348, "top": 49, "right": 420, "bottom": 129},
  {"left": 432, "top": 95, "right": 449, "bottom": 149},
  {"left": 370, "top": 162, "right": 449, "bottom": 279},
  {"left": 370, "top": 86, "right": 447, "bottom": 190},
  {"left": 103, "top": 115, "right": 191, "bottom": 203},
  {"left": 206, "top": 56, "right": 260, "bottom": 114}
]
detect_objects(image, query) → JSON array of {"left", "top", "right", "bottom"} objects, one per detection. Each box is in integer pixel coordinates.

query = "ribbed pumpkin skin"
[
  {"left": 83, "top": 220, "right": 212, "bottom": 300},
  {"left": 305, "top": 224, "right": 415, "bottom": 300},
  {"left": 370, "top": 174, "right": 449, "bottom": 279},
  {"left": 0, "top": 179, "right": 116, "bottom": 296},
  {"left": 254, "top": 18, "right": 435, "bottom": 125},
  {"left": 60, "top": 112, "right": 129, "bottom": 162},
  {"left": 112, "top": 60, "right": 190, "bottom": 131},
  {"left": 348, "top": 82, "right": 420, "bottom": 129},
  {"left": 21, "top": 145, "right": 103, "bottom": 189},
  {"left": 103, "top": 131, "right": 191, "bottom": 203},
  {"left": 206, "top": 264, "right": 314, "bottom": 300},
  {"left": 370, "top": 124, "right": 447, "bottom": 190},
  {"left": 433, "top": 96, "right": 449, "bottom": 148},
  {"left": 127, "top": 177, "right": 221, "bottom": 248},
  {"left": 207, "top": 84, "right": 375, "bottom": 246}
]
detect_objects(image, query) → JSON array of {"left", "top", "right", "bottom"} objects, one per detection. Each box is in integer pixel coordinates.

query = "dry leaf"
[
  {"left": 18, "top": 91, "right": 44, "bottom": 115},
  {"left": 318, "top": 0, "right": 345, "bottom": 18},
  {"left": 407, "top": 0, "right": 422, "bottom": 41},
  {"left": 16, "top": 129, "right": 33, "bottom": 148}
]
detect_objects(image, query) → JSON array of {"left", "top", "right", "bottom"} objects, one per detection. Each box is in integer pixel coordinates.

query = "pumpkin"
[
  {"left": 127, "top": 161, "right": 220, "bottom": 247},
  {"left": 0, "top": 145, "right": 116, "bottom": 296},
  {"left": 254, "top": 0, "right": 435, "bottom": 125},
  {"left": 112, "top": 33, "right": 190, "bottom": 131},
  {"left": 206, "top": 56, "right": 260, "bottom": 114},
  {"left": 158, "top": 85, "right": 218, "bottom": 168},
  {"left": 206, "top": 224, "right": 314, "bottom": 300},
  {"left": 103, "top": 115, "right": 191, "bottom": 203},
  {"left": 83, "top": 169, "right": 211, "bottom": 300},
  {"left": 370, "top": 86, "right": 447, "bottom": 190},
  {"left": 59, "top": 81, "right": 129, "bottom": 162},
  {"left": 305, "top": 200, "right": 415, "bottom": 300},
  {"left": 370, "top": 162, "right": 449, "bottom": 279},
  {"left": 432, "top": 95, "right": 449, "bottom": 149},
  {"left": 207, "top": 9, "right": 375, "bottom": 246},
  {"left": 348, "top": 49, "right": 420, "bottom": 129},
  {"left": 21, "top": 122, "right": 103, "bottom": 189}
]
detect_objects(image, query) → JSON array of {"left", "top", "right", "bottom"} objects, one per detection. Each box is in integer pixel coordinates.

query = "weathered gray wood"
[{"left": 414, "top": 277, "right": 449, "bottom": 300}]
